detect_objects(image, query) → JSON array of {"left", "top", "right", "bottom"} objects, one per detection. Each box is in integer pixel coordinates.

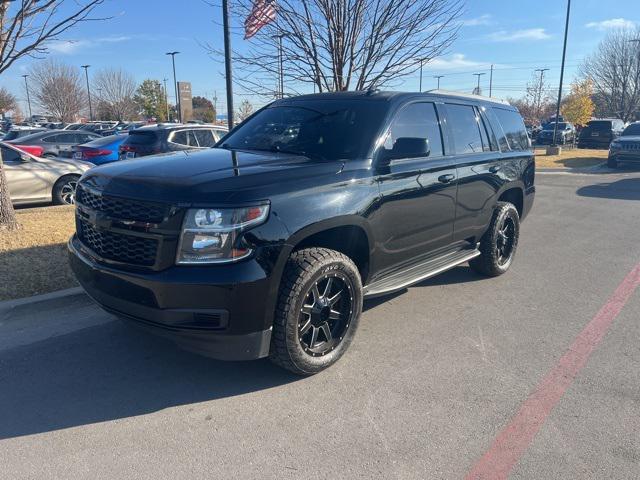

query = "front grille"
[
  {"left": 76, "top": 185, "right": 168, "bottom": 223},
  {"left": 622, "top": 143, "right": 640, "bottom": 150},
  {"left": 78, "top": 218, "right": 158, "bottom": 266}
]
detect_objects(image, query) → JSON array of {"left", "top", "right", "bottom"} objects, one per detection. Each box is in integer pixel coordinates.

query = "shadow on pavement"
[
  {"left": 0, "top": 320, "right": 298, "bottom": 439},
  {"left": 576, "top": 178, "right": 640, "bottom": 201}
]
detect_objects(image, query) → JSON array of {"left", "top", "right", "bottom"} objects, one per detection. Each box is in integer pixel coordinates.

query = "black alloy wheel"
[
  {"left": 495, "top": 216, "right": 516, "bottom": 267},
  {"left": 298, "top": 273, "right": 354, "bottom": 357}
]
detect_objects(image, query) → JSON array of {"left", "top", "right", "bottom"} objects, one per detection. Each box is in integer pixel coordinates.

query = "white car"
[{"left": 1, "top": 141, "right": 93, "bottom": 205}]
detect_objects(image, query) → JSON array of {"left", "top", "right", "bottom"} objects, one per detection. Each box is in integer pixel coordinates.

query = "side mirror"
[{"left": 380, "top": 137, "right": 430, "bottom": 164}]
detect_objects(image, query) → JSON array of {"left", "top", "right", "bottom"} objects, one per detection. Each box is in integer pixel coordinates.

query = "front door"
[{"left": 371, "top": 102, "right": 458, "bottom": 276}]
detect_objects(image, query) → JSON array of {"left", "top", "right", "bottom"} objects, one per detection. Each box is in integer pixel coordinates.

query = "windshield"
[
  {"left": 587, "top": 120, "right": 612, "bottom": 131},
  {"left": 622, "top": 124, "right": 640, "bottom": 136},
  {"left": 218, "top": 102, "right": 387, "bottom": 161}
]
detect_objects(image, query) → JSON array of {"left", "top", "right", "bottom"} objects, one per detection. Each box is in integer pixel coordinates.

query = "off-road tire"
[
  {"left": 270, "top": 247, "right": 362, "bottom": 375},
  {"left": 469, "top": 201, "right": 520, "bottom": 277}
]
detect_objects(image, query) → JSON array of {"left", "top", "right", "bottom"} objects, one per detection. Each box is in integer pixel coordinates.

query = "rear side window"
[
  {"left": 1, "top": 145, "right": 22, "bottom": 163},
  {"left": 170, "top": 130, "right": 199, "bottom": 146},
  {"left": 493, "top": 108, "right": 530, "bottom": 151},
  {"left": 384, "top": 102, "right": 444, "bottom": 157},
  {"left": 445, "top": 104, "right": 484, "bottom": 154},
  {"left": 127, "top": 131, "right": 159, "bottom": 145},
  {"left": 42, "top": 135, "right": 60, "bottom": 143},
  {"left": 194, "top": 129, "right": 216, "bottom": 147}
]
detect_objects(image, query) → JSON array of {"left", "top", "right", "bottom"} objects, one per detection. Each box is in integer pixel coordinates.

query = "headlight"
[
  {"left": 176, "top": 205, "right": 269, "bottom": 264},
  {"left": 609, "top": 141, "right": 622, "bottom": 151}
]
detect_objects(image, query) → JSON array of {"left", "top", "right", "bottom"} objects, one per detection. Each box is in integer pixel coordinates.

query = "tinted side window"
[
  {"left": 384, "top": 102, "right": 444, "bottom": 157},
  {"left": 170, "top": 131, "right": 187, "bottom": 145},
  {"left": 493, "top": 108, "right": 530, "bottom": 151},
  {"left": 446, "top": 104, "right": 484, "bottom": 154},
  {"left": 194, "top": 129, "right": 216, "bottom": 147},
  {"left": 42, "top": 135, "right": 60, "bottom": 143},
  {"left": 1, "top": 145, "right": 22, "bottom": 163},
  {"left": 58, "top": 133, "right": 78, "bottom": 143}
]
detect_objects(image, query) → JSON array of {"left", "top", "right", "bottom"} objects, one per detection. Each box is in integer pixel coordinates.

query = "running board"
[{"left": 363, "top": 248, "right": 481, "bottom": 298}]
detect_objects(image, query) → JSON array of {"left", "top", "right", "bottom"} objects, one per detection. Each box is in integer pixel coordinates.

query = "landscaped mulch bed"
[
  {"left": 0, "top": 206, "right": 77, "bottom": 301},
  {"left": 534, "top": 147, "right": 608, "bottom": 169}
]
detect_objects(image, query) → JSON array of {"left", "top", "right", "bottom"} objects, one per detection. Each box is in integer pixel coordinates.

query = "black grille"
[
  {"left": 76, "top": 185, "right": 168, "bottom": 223},
  {"left": 78, "top": 218, "right": 158, "bottom": 266}
]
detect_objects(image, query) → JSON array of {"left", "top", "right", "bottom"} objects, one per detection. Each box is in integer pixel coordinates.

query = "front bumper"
[
  {"left": 68, "top": 235, "right": 279, "bottom": 360},
  {"left": 609, "top": 151, "right": 640, "bottom": 163}
]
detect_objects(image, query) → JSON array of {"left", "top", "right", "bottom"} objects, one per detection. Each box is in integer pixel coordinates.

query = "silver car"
[{"left": 1, "top": 142, "right": 92, "bottom": 205}]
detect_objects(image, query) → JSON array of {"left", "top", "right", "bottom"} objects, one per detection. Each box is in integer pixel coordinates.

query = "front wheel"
[
  {"left": 469, "top": 202, "right": 520, "bottom": 277},
  {"left": 270, "top": 248, "right": 363, "bottom": 375},
  {"left": 52, "top": 175, "right": 80, "bottom": 205}
]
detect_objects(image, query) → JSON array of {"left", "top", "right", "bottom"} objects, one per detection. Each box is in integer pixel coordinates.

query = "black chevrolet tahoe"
[{"left": 69, "top": 91, "right": 535, "bottom": 375}]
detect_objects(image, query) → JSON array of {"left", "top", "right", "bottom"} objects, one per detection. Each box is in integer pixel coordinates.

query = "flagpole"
[{"left": 222, "top": 0, "right": 234, "bottom": 130}]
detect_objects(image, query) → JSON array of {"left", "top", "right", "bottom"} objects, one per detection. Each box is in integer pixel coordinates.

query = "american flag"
[{"left": 244, "top": 0, "right": 277, "bottom": 39}]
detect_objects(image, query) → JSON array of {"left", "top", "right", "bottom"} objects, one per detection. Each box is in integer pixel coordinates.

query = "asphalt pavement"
[{"left": 1, "top": 169, "right": 639, "bottom": 479}]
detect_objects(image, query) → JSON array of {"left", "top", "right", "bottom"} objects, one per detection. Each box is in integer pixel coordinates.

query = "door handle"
[
  {"left": 489, "top": 165, "right": 501, "bottom": 173},
  {"left": 438, "top": 174, "right": 455, "bottom": 184}
]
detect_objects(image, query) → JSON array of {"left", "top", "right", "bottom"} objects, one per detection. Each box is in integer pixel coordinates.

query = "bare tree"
[
  {"left": 29, "top": 59, "right": 85, "bottom": 122},
  {"left": 0, "top": 86, "right": 16, "bottom": 117},
  {"left": 580, "top": 27, "right": 640, "bottom": 122},
  {"left": 92, "top": 68, "right": 138, "bottom": 121},
  {"left": 0, "top": 0, "right": 109, "bottom": 230},
  {"left": 508, "top": 72, "right": 556, "bottom": 126},
  {"left": 207, "top": 0, "right": 463, "bottom": 98},
  {"left": 236, "top": 99, "right": 254, "bottom": 122}
]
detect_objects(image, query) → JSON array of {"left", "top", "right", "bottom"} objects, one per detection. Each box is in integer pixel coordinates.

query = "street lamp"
[
  {"left": 21, "top": 75, "right": 32, "bottom": 120},
  {"left": 434, "top": 75, "right": 444, "bottom": 90},
  {"left": 473, "top": 72, "right": 486, "bottom": 94},
  {"left": 81, "top": 65, "right": 93, "bottom": 121},
  {"left": 551, "top": 0, "right": 571, "bottom": 148},
  {"left": 166, "top": 51, "right": 181, "bottom": 123},
  {"left": 163, "top": 78, "right": 170, "bottom": 122}
]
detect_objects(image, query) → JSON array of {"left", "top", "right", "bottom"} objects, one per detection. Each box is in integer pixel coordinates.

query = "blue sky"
[{"left": 2, "top": 0, "right": 639, "bottom": 115}]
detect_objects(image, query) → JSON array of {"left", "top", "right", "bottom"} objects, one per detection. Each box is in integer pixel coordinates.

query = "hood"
[
  {"left": 80, "top": 148, "right": 345, "bottom": 204},
  {"left": 616, "top": 136, "right": 640, "bottom": 143}
]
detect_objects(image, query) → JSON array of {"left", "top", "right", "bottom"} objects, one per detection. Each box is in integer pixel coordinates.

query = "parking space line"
[{"left": 465, "top": 261, "right": 640, "bottom": 480}]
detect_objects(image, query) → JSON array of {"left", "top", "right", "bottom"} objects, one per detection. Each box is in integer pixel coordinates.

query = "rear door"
[
  {"left": 372, "top": 101, "right": 458, "bottom": 274},
  {"left": 443, "top": 102, "right": 502, "bottom": 243},
  {"left": 2, "top": 146, "right": 52, "bottom": 203}
]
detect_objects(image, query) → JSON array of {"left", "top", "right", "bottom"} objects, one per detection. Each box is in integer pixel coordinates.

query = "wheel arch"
[{"left": 496, "top": 184, "right": 524, "bottom": 218}]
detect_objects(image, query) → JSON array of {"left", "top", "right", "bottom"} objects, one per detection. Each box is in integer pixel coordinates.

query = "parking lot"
[{"left": 0, "top": 169, "right": 639, "bottom": 479}]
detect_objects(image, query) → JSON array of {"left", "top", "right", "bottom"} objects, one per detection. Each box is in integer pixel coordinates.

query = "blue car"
[{"left": 72, "top": 134, "right": 127, "bottom": 165}]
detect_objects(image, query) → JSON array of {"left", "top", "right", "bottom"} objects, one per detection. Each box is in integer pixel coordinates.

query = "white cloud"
[
  {"left": 488, "top": 28, "right": 551, "bottom": 42},
  {"left": 47, "top": 35, "right": 132, "bottom": 54},
  {"left": 585, "top": 18, "right": 636, "bottom": 30},
  {"left": 427, "top": 54, "right": 488, "bottom": 70},
  {"left": 462, "top": 14, "right": 492, "bottom": 27}
]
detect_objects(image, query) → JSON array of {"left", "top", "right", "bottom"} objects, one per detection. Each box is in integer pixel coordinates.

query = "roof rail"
[{"left": 425, "top": 89, "right": 511, "bottom": 106}]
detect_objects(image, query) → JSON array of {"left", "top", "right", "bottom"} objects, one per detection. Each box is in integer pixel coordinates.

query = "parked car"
[
  {"left": 100, "top": 122, "right": 145, "bottom": 137},
  {"left": 2, "top": 127, "right": 46, "bottom": 141},
  {"left": 72, "top": 134, "right": 127, "bottom": 165},
  {"left": 577, "top": 119, "right": 625, "bottom": 149},
  {"left": 118, "top": 124, "right": 227, "bottom": 159},
  {"left": 69, "top": 90, "right": 535, "bottom": 375},
  {"left": 8, "top": 129, "right": 101, "bottom": 158},
  {"left": 536, "top": 122, "right": 575, "bottom": 145},
  {"left": 1, "top": 141, "right": 92, "bottom": 205},
  {"left": 607, "top": 122, "right": 640, "bottom": 168}
]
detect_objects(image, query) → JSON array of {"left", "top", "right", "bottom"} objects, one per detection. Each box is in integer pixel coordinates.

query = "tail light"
[
  {"left": 14, "top": 145, "right": 44, "bottom": 157},
  {"left": 120, "top": 145, "right": 137, "bottom": 152},
  {"left": 82, "top": 149, "right": 112, "bottom": 158}
]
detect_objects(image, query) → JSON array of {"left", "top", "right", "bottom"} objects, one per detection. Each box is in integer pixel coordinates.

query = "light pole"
[
  {"left": 534, "top": 68, "right": 550, "bottom": 120},
  {"left": 551, "top": 0, "right": 571, "bottom": 148},
  {"left": 163, "top": 78, "right": 170, "bottom": 122},
  {"left": 21, "top": 75, "right": 32, "bottom": 120},
  {"left": 272, "top": 33, "right": 290, "bottom": 98},
  {"left": 434, "top": 75, "right": 444, "bottom": 89},
  {"left": 81, "top": 65, "right": 93, "bottom": 121},
  {"left": 473, "top": 72, "right": 486, "bottom": 95},
  {"left": 419, "top": 59, "right": 424, "bottom": 92},
  {"left": 166, "top": 51, "right": 181, "bottom": 123},
  {"left": 222, "top": 0, "right": 234, "bottom": 131},
  {"left": 489, "top": 64, "right": 494, "bottom": 97}
]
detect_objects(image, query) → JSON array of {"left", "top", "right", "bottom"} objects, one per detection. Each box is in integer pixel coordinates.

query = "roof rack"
[{"left": 425, "top": 89, "right": 511, "bottom": 106}]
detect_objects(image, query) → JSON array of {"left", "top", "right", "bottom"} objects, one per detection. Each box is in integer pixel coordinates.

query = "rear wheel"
[
  {"left": 270, "top": 248, "right": 362, "bottom": 375},
  {"left": 52, "top": 175, "right": 80, "bottom": 205},
  {"left": 469, "top": 202, "right": 520, "bottom": 277}
]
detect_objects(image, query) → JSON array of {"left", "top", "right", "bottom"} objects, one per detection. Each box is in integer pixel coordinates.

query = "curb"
[
  {"left": 0, "top": 287, "right": 86, "bottom": 317},
  {"left": 537, "top": 162, "right": 608, "bottom": 174}
]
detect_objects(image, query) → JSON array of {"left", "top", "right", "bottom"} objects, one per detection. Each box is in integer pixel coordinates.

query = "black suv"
[
  {"left": 118, "top": 124, "right": 228, "bottom": 159},
  {"left": 69, "top": 91, "right": 535, "bottom": 375},
  {"left": 607, "top": 122, "right": 640, "bottom": 168},
  {"left": 577, "top": 119, "right": 625, "bottom": 149}
]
